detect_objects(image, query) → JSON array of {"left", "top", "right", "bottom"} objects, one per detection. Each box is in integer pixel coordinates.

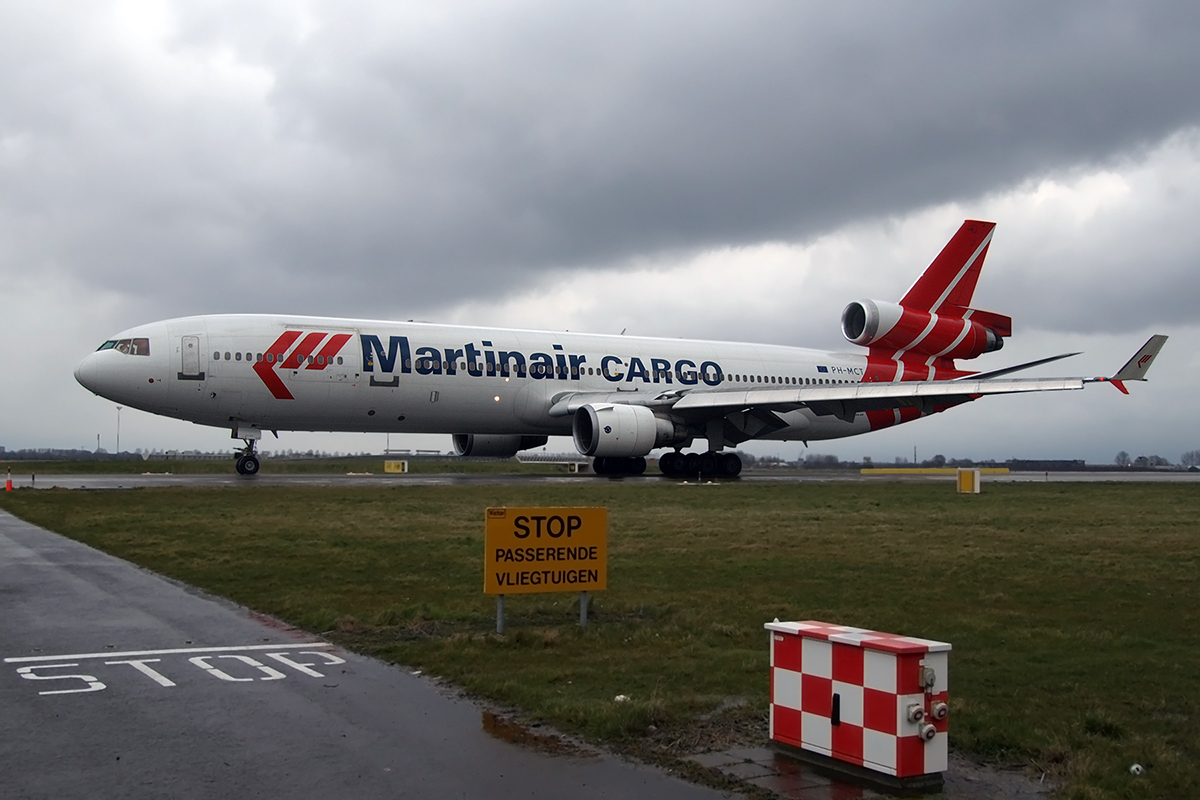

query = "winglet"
[{"left": 1098, "top": 334, "right": 1168, "bottom": 392}]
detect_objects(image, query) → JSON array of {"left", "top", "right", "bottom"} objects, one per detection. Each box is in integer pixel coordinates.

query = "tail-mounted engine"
[
  {"left": 841, "top": 299, "right": 1009, "bottom": 360},
  {"left": 572, "top": 403, "right": 686, "bottom": 457}
]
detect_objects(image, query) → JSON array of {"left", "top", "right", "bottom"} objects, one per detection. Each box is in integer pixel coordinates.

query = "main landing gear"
[{"left": 658, "top": 451, "right": 742, "bottom": 479}]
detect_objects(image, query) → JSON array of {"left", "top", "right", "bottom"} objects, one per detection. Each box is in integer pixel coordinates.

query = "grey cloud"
[{"left": 4, "top": 1, "right": 1200, "bottom": 323}]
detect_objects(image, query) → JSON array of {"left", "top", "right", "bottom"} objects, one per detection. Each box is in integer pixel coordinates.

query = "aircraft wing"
[
  {"left": 669, "top": 376, "right": 1084, "bottom": 423},
  {"left": 674, "top": 335, "right": 1167, "bottom": 423},
  {"left": 547, "top": 335, "right": 1167, "bottom": 425}
]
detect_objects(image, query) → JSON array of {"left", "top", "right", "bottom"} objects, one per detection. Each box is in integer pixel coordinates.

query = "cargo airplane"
[{"left": 75, "top": 221, "right": 1166, "bottom": 476}]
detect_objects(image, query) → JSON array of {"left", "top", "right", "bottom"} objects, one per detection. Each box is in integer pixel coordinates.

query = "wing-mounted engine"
[
  {"left": 841, "top": 299, "right": 1009, "bottom": 361},
  {"left": 572, "top": 403, "right": 687, "bottom": 457},
  {"left": 452, "top": 434, "right": 548, "bottom": 458}
]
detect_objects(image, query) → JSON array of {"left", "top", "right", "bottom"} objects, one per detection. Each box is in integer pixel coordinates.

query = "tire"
[
  {"left": 683, "top": 453, "right": 701, "bottom": 476},
  {"left": 721, "top": 452, "right": 743, "bottom": 477},
  {"left": 658, "top": 452, "right": 679, "bottom": 476},
  {"left": 698, "top": 452, "right": 718, "bottom": 476},
  {"left": 241, "top": 455, "right": 260, "bottom": 475}
]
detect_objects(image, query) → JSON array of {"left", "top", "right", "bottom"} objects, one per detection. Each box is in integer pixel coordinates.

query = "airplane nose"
[{"left": 75, "top": 353, "right": 100, "bottom": 393}]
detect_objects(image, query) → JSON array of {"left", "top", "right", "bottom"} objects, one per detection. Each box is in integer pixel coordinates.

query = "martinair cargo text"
[{"left": 75, "top": 221, "right": 1167, "bottom": 476}]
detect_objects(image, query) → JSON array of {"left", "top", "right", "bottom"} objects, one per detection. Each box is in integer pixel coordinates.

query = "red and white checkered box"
[{"left": 766, "top": 620, "right": 950, "bottom": 778}]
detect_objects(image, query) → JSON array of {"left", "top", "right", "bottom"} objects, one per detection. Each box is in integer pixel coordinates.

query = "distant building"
[{"left": 1005, "top": 459, "right": 1086, "bottom": 471}]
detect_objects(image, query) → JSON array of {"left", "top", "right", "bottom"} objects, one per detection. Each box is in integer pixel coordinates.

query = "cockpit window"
[{"left": 99, "top": 338, "right": 151, "bottom": 356}]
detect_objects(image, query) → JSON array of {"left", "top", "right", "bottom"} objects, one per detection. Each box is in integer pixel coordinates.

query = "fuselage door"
[{"left": 179, "top": 335, "right": 205, "bottom": 380}]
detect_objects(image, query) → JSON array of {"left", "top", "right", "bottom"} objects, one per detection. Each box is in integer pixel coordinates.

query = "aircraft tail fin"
[{"left": 900, "top": 220, "right": 996, "bottom": 313}]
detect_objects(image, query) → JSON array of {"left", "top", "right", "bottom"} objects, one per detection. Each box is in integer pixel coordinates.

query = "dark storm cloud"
[{"left": 3, "top": 1, "right": 1200, "bottom": 320}]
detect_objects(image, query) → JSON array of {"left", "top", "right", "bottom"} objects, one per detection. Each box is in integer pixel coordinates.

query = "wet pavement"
[
  {"left": 3, "top": 469, "right": 1195, "bottom": 491},
  {"left": 0, "top": 510, "right": 733, "bottom": 800},
  {"left": 688, "top": 748, "right": 1050, "bottom": 800}
]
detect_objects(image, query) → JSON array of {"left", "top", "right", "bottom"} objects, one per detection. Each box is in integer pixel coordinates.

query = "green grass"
[{"left": 1, "top": 482, "right": 1196, "bottom": 798}]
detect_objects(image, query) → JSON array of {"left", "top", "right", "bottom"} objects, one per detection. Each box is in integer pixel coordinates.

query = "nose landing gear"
[
  {"left": 232, "top": 427, "right": 262, "bottom": 476},
  {"left": 235, "top": 450, "right": 260, "bottom": 475}
]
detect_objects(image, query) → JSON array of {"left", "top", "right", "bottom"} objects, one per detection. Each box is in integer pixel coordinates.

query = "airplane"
[{"left": 74, "top": 220, "right": 1167, "bottom": 477}]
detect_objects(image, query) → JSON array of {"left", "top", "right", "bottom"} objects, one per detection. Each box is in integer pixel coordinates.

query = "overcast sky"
[{"left": 2, "top": 1, "right": 1197, "bottom": 465}]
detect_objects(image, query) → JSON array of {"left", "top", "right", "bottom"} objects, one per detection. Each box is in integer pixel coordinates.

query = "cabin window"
[
  {"left": 337, "top": 357, "right": 343, "bottom": 365},
  {"left": 235, "top": 352, "right": 242, "bottom": 361}
]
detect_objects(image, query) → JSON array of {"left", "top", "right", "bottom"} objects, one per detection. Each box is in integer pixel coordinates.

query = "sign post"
[{"left": 485, "top": 507, "right": 607, "bottom": 633}]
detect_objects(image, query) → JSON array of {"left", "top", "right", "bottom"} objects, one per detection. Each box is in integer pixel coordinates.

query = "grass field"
[{"left": 1, "top": 481, "right": 1196, "bottom": 799}]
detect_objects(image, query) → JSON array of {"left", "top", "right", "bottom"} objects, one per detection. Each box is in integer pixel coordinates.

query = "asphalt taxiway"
[
  {"left": 4, "top": 465, "right": 1195, "bottom": 491},
  {"left": 2, "top": 469, "right": 1194, "bottom": 490},
  {"left": 0, "top": 510, "right": 731, "bottom": 800}
]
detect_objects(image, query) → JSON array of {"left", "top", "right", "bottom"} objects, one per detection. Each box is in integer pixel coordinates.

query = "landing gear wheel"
[
  {"left": 683, "top": 453, "right": 701, "bottom": 476},
  {"left": 720, "top": 452, "right": 743, "bottom": 477},
  {"left": 658, "top": 452, "right": 680, "bottom": 477},
  {"left": 698, "top": 452, "right": 719, "bottom": 476},
  {"left": 233, "top": 430, "right": 262, "bottom": 476}
]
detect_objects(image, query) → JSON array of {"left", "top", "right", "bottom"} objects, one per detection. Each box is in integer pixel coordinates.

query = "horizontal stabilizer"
[{"left": 956, "top": 352, "right": 1080, "bottom": 381}]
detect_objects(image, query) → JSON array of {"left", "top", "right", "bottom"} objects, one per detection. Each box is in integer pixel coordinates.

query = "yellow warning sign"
[{"left": 484, "top": 507, "right": 607, "bottom": 595}]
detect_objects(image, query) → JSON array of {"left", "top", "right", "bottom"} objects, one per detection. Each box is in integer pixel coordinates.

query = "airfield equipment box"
[{"left": 765, "top": 620, "right": 950, "bottom": 781}]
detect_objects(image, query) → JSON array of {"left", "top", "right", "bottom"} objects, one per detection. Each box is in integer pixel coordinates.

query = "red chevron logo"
[{"left": 253, "top": 331, "right": 352, "bottom": 400}]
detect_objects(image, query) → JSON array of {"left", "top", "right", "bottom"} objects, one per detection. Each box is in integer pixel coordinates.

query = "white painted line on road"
[
  {"left": 4, "top": 641, "right": 334, "bottom": 664},
  {"left": 189, "top": 655, "right": 288, "bottom": 682},
  {"left": 105, "top": 658, "right": 177, "bottom": 687}
]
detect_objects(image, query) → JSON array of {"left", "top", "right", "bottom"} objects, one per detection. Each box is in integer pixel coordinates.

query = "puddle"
[
  {"left": 688, "top": 748, "right": 1052, "bottom": 799},
  {"left": 481, "top": 711, "right": 592, "bottom": 757}
]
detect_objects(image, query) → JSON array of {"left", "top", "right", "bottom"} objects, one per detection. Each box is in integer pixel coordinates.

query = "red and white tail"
[
  {"left": 842, "top": 220, "right": 1013, "bottom": 382},
  {"left": 901, "top": 220, "right": 995, "bottom": 312}
]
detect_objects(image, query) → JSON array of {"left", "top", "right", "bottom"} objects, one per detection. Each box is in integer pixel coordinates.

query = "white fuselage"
[{"left": 74, "top": 314, "right": 874, "bottom": 443}]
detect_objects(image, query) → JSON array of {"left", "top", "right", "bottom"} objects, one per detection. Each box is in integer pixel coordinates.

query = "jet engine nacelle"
[
  {"left": 452, "top": 434, "right": 548, "bottom": 458},
  {"left": 572, "top": 403, "right": 682, "bottom": 457},
  {"left": 841, "top": 299, "right": 1004, "bottom": 360}
]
